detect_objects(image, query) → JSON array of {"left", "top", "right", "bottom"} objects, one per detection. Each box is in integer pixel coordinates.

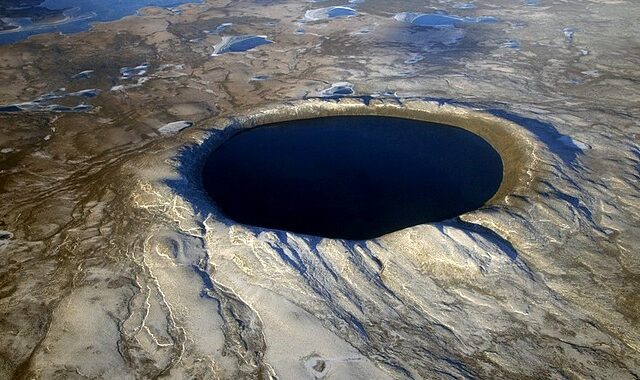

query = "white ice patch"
[
  {"left": 558, "top": 135, "right": 590, "bottom": 150},
  {"left": 110, "top": 77, "right": 149, "bottom": 92},
  {"left": 304, "top": 6, "right": 357, "bottom": 21},
  {"left": 0, "top": 87, "right": 100, "bottom": 113},
  {"left": 71, "top": 70, "right": 94, "bottom": 80},
  {"left": 320, "top": 82, "right": 354, "bottom": 97},
  {"left": 563, "top": 27, "right": 576, "bottom": 41},
  {"left": 120, "top": 63, "right": 150, "bottom": 79},
  {"left": 0, "top": 230, "right": 12, "bottom": 250},
  {"left": 158, "top": 120, "right": 194, "bottom": 135}
]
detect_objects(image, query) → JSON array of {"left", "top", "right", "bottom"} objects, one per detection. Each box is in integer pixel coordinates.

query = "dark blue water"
[
  {"left": 202, "top": 116, "right": 503, "bottom": 240},
  {"left": 327, "top": 7, "right": 356, "bottom": 18},
  {"left": 212, "top": 35, "right": 273, "bottom": 55},
  {"left": 0, "top": 0, "right": 199, "bottom": 44}
]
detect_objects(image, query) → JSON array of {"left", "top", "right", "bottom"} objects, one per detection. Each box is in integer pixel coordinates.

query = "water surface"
[
  {"left": 203, "top": 116, "right": 503, "bottom": 240},
  {"left": 0, "top": 0, "right": 199, "bottom": 44}
]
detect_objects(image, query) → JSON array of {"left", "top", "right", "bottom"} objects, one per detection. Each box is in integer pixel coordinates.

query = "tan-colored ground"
[{"left": 0, "top": 0, "right": 639, "bottom": 378}]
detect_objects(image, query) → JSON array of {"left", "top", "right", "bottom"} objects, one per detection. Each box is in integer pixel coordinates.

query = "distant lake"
[{"left": 0, "top": 0, "right": 200, "bottom": 44}]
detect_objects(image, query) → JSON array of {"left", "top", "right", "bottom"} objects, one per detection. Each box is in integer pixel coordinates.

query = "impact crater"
[{"left": 201, "top": 102, "right": 535, "bottom": 240}]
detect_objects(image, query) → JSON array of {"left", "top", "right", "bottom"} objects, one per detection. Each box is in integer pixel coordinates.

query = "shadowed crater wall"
[{"left": 202, "top": 115, "right": 503, "bottom": 240}]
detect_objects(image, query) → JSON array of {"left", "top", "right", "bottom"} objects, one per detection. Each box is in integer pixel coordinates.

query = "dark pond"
[{"left": 202, "top": 116, "right": 503, "bottom": 240}]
